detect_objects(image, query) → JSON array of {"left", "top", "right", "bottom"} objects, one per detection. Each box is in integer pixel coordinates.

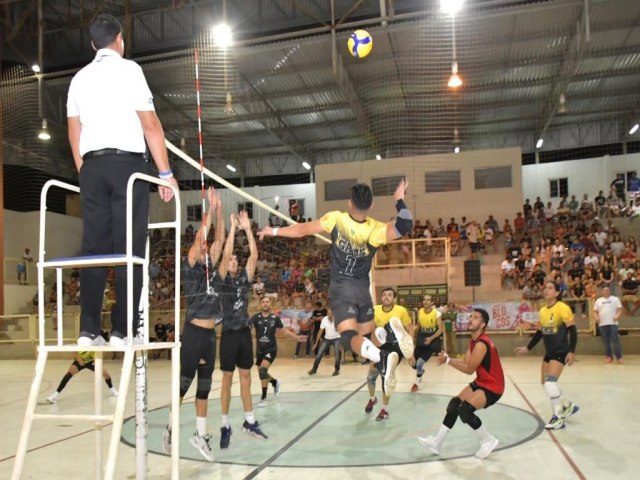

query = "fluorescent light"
[
  {"left": 302, "top": 161, "right": 311, "bottom": 170},
  {"left": 536, "top": 138, "right": 544, "bottom": 149},
  {"left": 454, "top": 147, "right": 460, "bottom": 154},
  {"left": 440, "top": 0, "right": 464, "bottom": 15},
  {"left": 630, "top": 124, "right": 639, "bottom": 135},
  {"left": 32, "top": 64, "right": 41, "bottom": 73},
  {"left": 38, "top": 119, "right": 50, "bottom": 141},
  {"left": 212, "top": 23, "right": 232, "bottom": 49},
  {"left": 375, "top": 154, "right": 382, "bottom": 160},
  {"left": 448, "top": 62, "right": 463, "bottom": 88},
  {"left": 274, "top": 196, "right": 279, "bottom": 204},
  {"left": 226, "top": 164, "right": 236, "bottom": 172}
]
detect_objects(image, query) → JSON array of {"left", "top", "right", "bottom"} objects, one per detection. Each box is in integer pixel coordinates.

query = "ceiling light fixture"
[
  {"left": 440, "top": 0, "right": 464, "bottom": 15},
  {"left": 38, "top": 119, "right": 50, "bottom": 141},
  {"left": 302, "top": 161, "right": 311, "bottom": 170},
  {"left": 32, "top": 64, "right": 41, "bottom": 73},
  {"left": 454, "top": 147, "right": 460, "bottom": 154},
  {"left": 226, "top": 164, "right": 236, "bottom": 172},
  {"left": 536, "top": 138, "right": 544, "bottom": 149},
  {"left": 375, "top": 154, "right": 382, "bottom": 160},
  {"left": 212, "top": 23, "right": 232, "bottom": 49},
  {"left": 558, "top": 93, "right": 567, "bottom": 114},
  {"left": 448, "top": 62, "right": 463, "bottom": 88},
  {"left": 630, "top": 124, "right": 639, "bottom": 135}
]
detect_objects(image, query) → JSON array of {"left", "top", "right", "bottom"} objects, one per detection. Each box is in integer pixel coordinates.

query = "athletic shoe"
[
  {"left": 242, "top": 421, "right": 268, "bottom": 439},
  {"left": 274, "top": 379, "right": 281, "bottom": 398},
  {"left": 377, "top": 350, "right": 399, "bottom": 394},
  {"left": 617, "top": 358, "right": 624, "bottom": 364},
  {"left": 46, "top": 392, "right": 59, "bottom": 404},
  {"left": 365, "top": 397, "right": 377, "bottom": 414},
  {"left": 410, "top": 383, "right": 419, "bottom": 393},
  {"left": 389, "top": 316, "right": 414, "bottom": 359},
  {"left": 109, "top": 335, "right": 143, "bottom": 347},
  {"left": 162, "top": 426, "right": 171, "bottom": 454},
  {"left": 544, "top": 415, "right": 566, "bottom": 430},
  {"left": 475, "top": 435, "right": 499, "bottom": 459},
  {"left": 307, "top": 368, "right": 317, "bottom": 375},
  {"left": 189, "top": 432, "right": 214, "bottom": 462},
  {"left": 220, "top": 426, "right": 232, "bottom": 449},
  {"left": 560, "top": 402, "right": 580, "bottom": 420},
  {"left": 77, "top": 333, "right": 106, "bottom": 347},
  {"left": 605, "top": 356, "right": 612, "bottom": 364},
  {"left": 109, "top": 388, "right": 118, "bottom": 397},
  {"left": 257, "top": 399, "right": 267, "bottom": 408},
  {"left": 332, "top": 370, "right": 340, "bottom": 376},
  {"left": 375, "top": 408, "right": 390, "bottom": 421},
  {"left": 417, "top": 435, "right": 441, "bottom": 455}
]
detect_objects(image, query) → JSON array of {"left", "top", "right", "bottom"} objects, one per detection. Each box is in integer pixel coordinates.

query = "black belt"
[{"left": 83, "top": 148, "right": 144, "bottom": 160}]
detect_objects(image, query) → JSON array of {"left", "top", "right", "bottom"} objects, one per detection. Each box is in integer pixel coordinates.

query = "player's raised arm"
[
  {"left": 219, "top": 213, "right": 237, "bottom": 279},
  {"left": 385, "top": 179, "right": 413, "bottom": 242},
  {"left": 187, "top": 190, "right": 214, "bottom": 267},
  {"left": 209, "top": 188, "right": 225, "bottom": 265},
  {"left": 239, "top": 211, "right": 258, "bottom": 281},
  {"left": 258, "top": 219, "right": 325, "bottom": 240}
]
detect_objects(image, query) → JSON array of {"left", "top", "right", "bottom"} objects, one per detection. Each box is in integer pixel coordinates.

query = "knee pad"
[
  {"left": 179, "top": 374, "right": 194, "bottom": 398},
  {"left": 367, "top": 369, "right": 379, "bottom": 386},
  {"left": 544, "top": 380, "right": 561, "bottom": 400},
  {"left": 340, "top": 330, "right": 357, "bottom": 352},
  {"left": 258, "top": 367, "right": 269, "bottom": 381},
  {"left": 375, "top": 327, "right": 387, "bottom": 344},
  {"left": 446, "top": 396, "right": 462, "bottom": 416},
  {"left": 195, "top": 376, "right": 212, "bottom": 400},
  {"left": 458, "top": 401, "right": 481, "bottom": 429}
]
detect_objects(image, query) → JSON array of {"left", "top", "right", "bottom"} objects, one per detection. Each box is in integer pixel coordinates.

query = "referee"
[{"left": 67, "top": 14, "right": 179, "bottom": 346}]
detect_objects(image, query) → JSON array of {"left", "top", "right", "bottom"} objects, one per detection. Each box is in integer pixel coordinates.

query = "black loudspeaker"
[{"left": 464, "top": 260, "right": 481, "bottom": 287}]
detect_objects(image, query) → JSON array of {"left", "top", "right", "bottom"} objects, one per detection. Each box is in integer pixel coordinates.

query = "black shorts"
[
  {"left": 256, "top": 348, "right": 277, "bottom": 366},
  {"left": 180, "top": 321, "right": 217, "bottom": 378},
  {"left": 72, "top": 360, "right": 95, "bottom": 372},
  {"left": 381, "top": 342, "right": 405, "bottom": 362},
  {"left": 329, "top": 282, "right": 374, "bottom": 326},
  {"left": 414, "top": 341, "right": 442, "bottom": 362},
  {"left": 220, "top": 328, "right": 254, "bottom": 371},
  {"left": 469, "top": 382, "right": 502, "bottom": 407},
  {"left": 543, "top": 351, "right": 570, "bottom": 364}
]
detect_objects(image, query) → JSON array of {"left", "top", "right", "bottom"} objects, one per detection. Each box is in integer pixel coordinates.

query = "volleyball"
[{"left": 347, "top": 30, "right": 373, "bottom": 59}]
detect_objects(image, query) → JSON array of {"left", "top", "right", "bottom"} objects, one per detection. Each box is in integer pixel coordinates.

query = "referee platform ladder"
[{"left": 12, "top": 175, "right": 182, "bottom": 480}]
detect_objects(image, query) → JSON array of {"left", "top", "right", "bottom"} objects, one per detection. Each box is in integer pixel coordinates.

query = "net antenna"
[{"left": 194, "top": 48, "right": 214, "bottom": 294}]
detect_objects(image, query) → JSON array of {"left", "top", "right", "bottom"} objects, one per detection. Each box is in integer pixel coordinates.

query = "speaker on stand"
[{"left": 464, "top": 260, "right": 481, "bottom": 302}]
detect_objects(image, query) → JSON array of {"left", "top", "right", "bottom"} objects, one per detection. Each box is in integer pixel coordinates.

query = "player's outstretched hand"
[
  {"left": 514, "top": 346, "right": 529, "bottom": 355},
  {"left": 257, "top": 227, "right": 273, "bottom": 240},
  {"left": 393, "top": 178, "right": 409, "bottom": 202},
  {"left": 238, "top": 210, "right": 251, "bottom": 230},
  {"left": 159, "top": 176, "right": 179, "bottom": 202},
  {"left": 435, "top": 351, "right": 447, "bottom": 366}
]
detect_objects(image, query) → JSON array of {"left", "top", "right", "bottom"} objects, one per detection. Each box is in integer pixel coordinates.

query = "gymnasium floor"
[{"left": 1, "top": 354, "right": 637, "bottom": 479}]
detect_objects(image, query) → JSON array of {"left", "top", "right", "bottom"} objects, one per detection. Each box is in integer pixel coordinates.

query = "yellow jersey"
[
  {"left": 539, "top": 301, "right": 573, "bottom": 353},
  {"left": 320, "top": 211, "right": 387, "bottom": 285},
  {"left": 78, "top": 351, "right": 95, "bottom": 363},
  {"left": 417, "top": 307, "right": 442, "bottom": 341},
  {"left": 374, "top": 304, "right": 411, "bottom": 328}
]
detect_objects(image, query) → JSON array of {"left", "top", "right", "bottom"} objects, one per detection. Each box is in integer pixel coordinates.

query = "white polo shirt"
[
  {"left": 67, "top": 48, "right": 155, "bottom": 157},
  {"left": 319, "top": 316, "right": 340, "bottom": 340},
  {"left": 593, "top": 295, "right": 622, "bottom": 326}
]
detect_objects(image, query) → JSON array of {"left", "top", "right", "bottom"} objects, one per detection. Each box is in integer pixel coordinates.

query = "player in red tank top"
[{"left": 418, "top": 308, "right": 504, "bottom": 459}]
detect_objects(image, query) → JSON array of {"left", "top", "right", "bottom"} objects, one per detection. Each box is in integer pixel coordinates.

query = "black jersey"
[
  {"left": 221, "top": 270, "right": 252, "bottom": 331},
  {"left": 249, "top": 312, "right": 283, "bottom": 352},
  {"left": 182, "top": 258, "right": 224, "bottom": 323}
]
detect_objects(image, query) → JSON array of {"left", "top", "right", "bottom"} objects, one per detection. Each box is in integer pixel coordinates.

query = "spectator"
[
  {"left": 17, "top": 247, "right": 33, "bottom": 285},
  {"left": 593, "top": 286, "right": 624, "bottom": 364},
  {"left": 568, "top": 277, "right": 587, "bottom": 319},
  {"left": 294, "top": 302, "right": 314, "bottom": 358},
  {"left": 523, "top": 200, "right": 533, "bottom": 220},
  {"left": 500, "top": 254, "right": 516, "bottom": 288},
  {"left": 269, "top": 205, "right": 283, "bottom": 227},
  {"left": 253, "top": 275, "right": 265, "bottom": 298},
  {"left": 620, "top": 272, "right": 640, "bottom": 316},
  {"left": 594, "top": 190, "right": 607, "bottom": 218}
]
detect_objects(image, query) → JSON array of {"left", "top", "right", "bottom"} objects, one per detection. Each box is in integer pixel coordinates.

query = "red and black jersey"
[{"left": 470, "top": 333, "right": 505, "bottom": 395}]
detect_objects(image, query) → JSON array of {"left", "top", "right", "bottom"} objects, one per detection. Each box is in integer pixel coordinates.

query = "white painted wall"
[{"left": 522, "top": 152, "right": 640, "bottom": 205}]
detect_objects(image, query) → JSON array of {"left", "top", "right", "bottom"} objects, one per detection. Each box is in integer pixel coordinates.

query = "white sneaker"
[
  {"left": 274, "top": 379, "right": 281, "bottom": 398},
  {"left": 162, "top": 426, "right": 171, "bottom": 454},
  {"left": 418, "top": 435, "right": 441, "bottom": 455},
  {"left": 257, "top": 399, "right": 267, "bottom": 408},
  {"left": 189, "top": 432, "right": 214, "bottom": 461},
  {"left": 46, "top": 393, "right": 59, "bottom": 404},
  {"left": 110, "top": 336, "right": 143, "bottom": 347},
  {"left": 475, "top": 436, "right": 499, "bottom": 459},
  {"left": 389, "top": 317, "right": 414, "bottom": 359},
  {"left": 379, "top": 350, "right": 399, "bottom": 394},
  {"left": 109, "top": 388, "right": 118, "bottom": 397},
  {"left": 77, "top": 335, "right": 106, "bottom": 347}
]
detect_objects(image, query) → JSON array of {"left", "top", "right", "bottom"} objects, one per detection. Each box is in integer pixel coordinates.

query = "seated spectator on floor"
[
  {"left": 500, "top": 254, "right": 516, "bottom": 288},
  {"left": 620, "top": 272, "right": 640, "bottom": 316}
]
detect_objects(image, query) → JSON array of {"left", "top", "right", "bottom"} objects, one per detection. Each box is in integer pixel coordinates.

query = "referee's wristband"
[
  {"left": 272, "top": 227, "right": 279, "bottom": 236},
  {"left": 159, "top": 170, "right": 174, "bottom": 179}
]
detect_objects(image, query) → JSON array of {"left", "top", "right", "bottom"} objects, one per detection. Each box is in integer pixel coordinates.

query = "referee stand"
[{"left": 12, "top": 174, "right": 182, "bottom": 480}]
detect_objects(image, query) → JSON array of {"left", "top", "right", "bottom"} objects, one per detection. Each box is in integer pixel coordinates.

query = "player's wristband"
[
  {"left": 445, "top": 354, "right": 450, "bottom": 365},
  {"left": 159, "top": 170, "right": 174, "bottom": 179},
  {"left": 272, "top": 227, "right": 279, "bottom": 236}
]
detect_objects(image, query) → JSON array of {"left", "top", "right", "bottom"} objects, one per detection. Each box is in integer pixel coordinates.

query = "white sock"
[
  {"left": 244, "top": 411, "right": 255, "bottom": 424},
  {"left": 360, "top": 338, "right": 381, "bottom": 363},
  {"left": 435, "top": 424, "right": 450, "bottom": 446},
  {"left": 383, "top": 405, "right": 389, "bottom": 412},
  {"left": 550, "top": 396, "right": 563, "bottom": 416},
  {"left": 221, "top": 415, "right": 230, "bottom": 428},
  {"left": 475, "top": 424, "right": 493, "bottom": 442},
  {"left": 196, "top": 416, "right": 207, "bottom": 437},
  {"left": 370, "top": 396, "right": 376, "bottom": 401}
]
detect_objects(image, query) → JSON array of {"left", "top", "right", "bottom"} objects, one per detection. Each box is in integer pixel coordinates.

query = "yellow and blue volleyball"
[{"left": 347, "top": 30, "right": 373, "bottom": 59}]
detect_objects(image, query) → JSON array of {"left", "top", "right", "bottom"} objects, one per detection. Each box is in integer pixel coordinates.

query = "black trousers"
[{"left": 79, "top": 154, "right": 149, "bottom": 337}]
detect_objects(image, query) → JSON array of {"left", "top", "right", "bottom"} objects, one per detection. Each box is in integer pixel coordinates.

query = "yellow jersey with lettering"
[
  {"left": 320, "top": 211, "right": 387, "bottom": 287},
  {"left": 374, "top": 304, "right": 411, "bottom": 348},
  {"left": 78, "top": 351, "right": 95, "bottom": 363},
  {"left": 417, "top": 307, "right": 442, "bottom": 343},
  {"left": 539, "top": 301, "right": 573, "bottom": 354}
]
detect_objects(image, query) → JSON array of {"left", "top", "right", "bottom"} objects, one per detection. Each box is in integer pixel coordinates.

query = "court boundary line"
[
  {"left": 509, "top": 375, "right": 586, "bottom": 480},
  {"left": 242, "top": 381, "right": 367, "bottom": 479}
]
